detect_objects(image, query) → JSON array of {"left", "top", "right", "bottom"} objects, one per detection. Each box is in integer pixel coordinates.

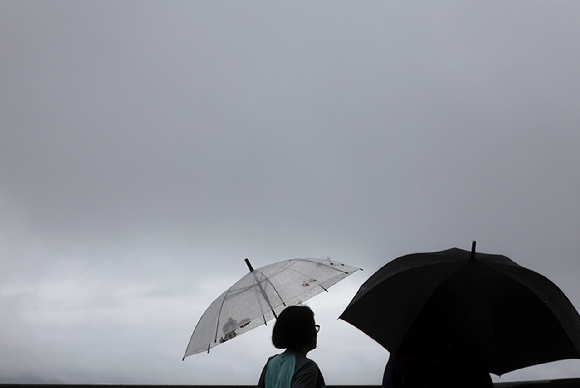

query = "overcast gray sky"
[{"left": 2, "top": 1, "right": 580, "bottom": 385}]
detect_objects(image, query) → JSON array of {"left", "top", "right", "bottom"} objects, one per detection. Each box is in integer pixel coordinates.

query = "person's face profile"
[{"left": 310, "top": 322, "right": 319, "bottom": 350}]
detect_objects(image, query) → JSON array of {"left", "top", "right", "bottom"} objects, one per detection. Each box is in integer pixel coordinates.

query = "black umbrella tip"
[
  {"left": 471, "top": 241, "right": 477, "bottom": 260},
  {"left": 245, "top": 258, "right": 254, "bottom": 272}
]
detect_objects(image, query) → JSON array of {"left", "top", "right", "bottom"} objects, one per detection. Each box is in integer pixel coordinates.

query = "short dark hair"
[{"left": 272, "top": 305, "right": 316, "bottom": 349}]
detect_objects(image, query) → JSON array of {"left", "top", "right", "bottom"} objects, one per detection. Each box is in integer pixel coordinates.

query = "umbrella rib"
[
  {"left": 212, "top": 269, "right": 282, "bottom": 349},
  {"left": 251, "top": 270, "right": 282, "bottom": 319},
  {"left": 264, "top": 273, "right": 285, "bottom": 309},
  {"left": 213, "top": 288, "right": 231, "bottom": 345},
  {"left": 293, "top": 257, "right": 358, "bottom": 275}
]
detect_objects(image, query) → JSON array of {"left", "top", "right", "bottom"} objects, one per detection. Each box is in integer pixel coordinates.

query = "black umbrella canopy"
[{"left": 339, "top": 243, "right": 580, "bottom": 375}]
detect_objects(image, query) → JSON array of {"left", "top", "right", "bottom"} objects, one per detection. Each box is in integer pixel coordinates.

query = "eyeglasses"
[{"left": 315, "top": 325, "right": 320, "bottom": 333}]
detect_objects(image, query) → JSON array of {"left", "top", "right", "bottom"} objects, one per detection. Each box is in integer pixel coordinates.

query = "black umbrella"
[{"left": 339, "top": 242, "right": 580, "bottom": 375}]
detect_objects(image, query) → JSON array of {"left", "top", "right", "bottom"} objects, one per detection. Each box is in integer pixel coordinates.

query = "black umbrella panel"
[{"left": 340, "top": 243, "right": 580, "bottom": 375}]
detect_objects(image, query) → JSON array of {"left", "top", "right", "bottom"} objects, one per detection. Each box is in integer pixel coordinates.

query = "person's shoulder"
[
  {"left": 294, "top": 353, "right": 315, "bottom": 363},
  {"left": 294, "top": 353, "right": 319, "bottom": 371}
]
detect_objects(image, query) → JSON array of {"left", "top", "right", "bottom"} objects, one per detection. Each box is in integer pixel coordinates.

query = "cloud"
[{"left": 1, "top": 1, "right": 580, "bottom": 384}]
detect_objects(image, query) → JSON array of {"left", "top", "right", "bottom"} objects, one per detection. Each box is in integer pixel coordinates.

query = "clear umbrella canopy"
[{"left": 183, "top": 256, "right": 360, "bottom": 358}]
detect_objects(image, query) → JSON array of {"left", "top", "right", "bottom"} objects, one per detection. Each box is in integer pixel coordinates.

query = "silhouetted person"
[
  {"left": 258, "top": 306, "right": 325, "bottom": 388},
  {"left": 382, "top": 356, "right": 493, "bottom": 388}
]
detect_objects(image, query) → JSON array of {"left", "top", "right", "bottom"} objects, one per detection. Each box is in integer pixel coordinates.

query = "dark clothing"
[
  {"left": 382, "top": 356, "right": 493, "bottom": 388},
  {"left": 258, "top": 350, "right": 326, "bottom": 388}
]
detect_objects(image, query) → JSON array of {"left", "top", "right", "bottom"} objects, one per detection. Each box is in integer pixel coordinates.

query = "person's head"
[{"left": 272, "top": 305, "right": 318, "bottom": 353}]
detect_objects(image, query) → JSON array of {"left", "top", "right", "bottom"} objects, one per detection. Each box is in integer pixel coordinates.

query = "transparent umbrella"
[{"left": 183, "top": 256, "right": 360, "bottom": 359}]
